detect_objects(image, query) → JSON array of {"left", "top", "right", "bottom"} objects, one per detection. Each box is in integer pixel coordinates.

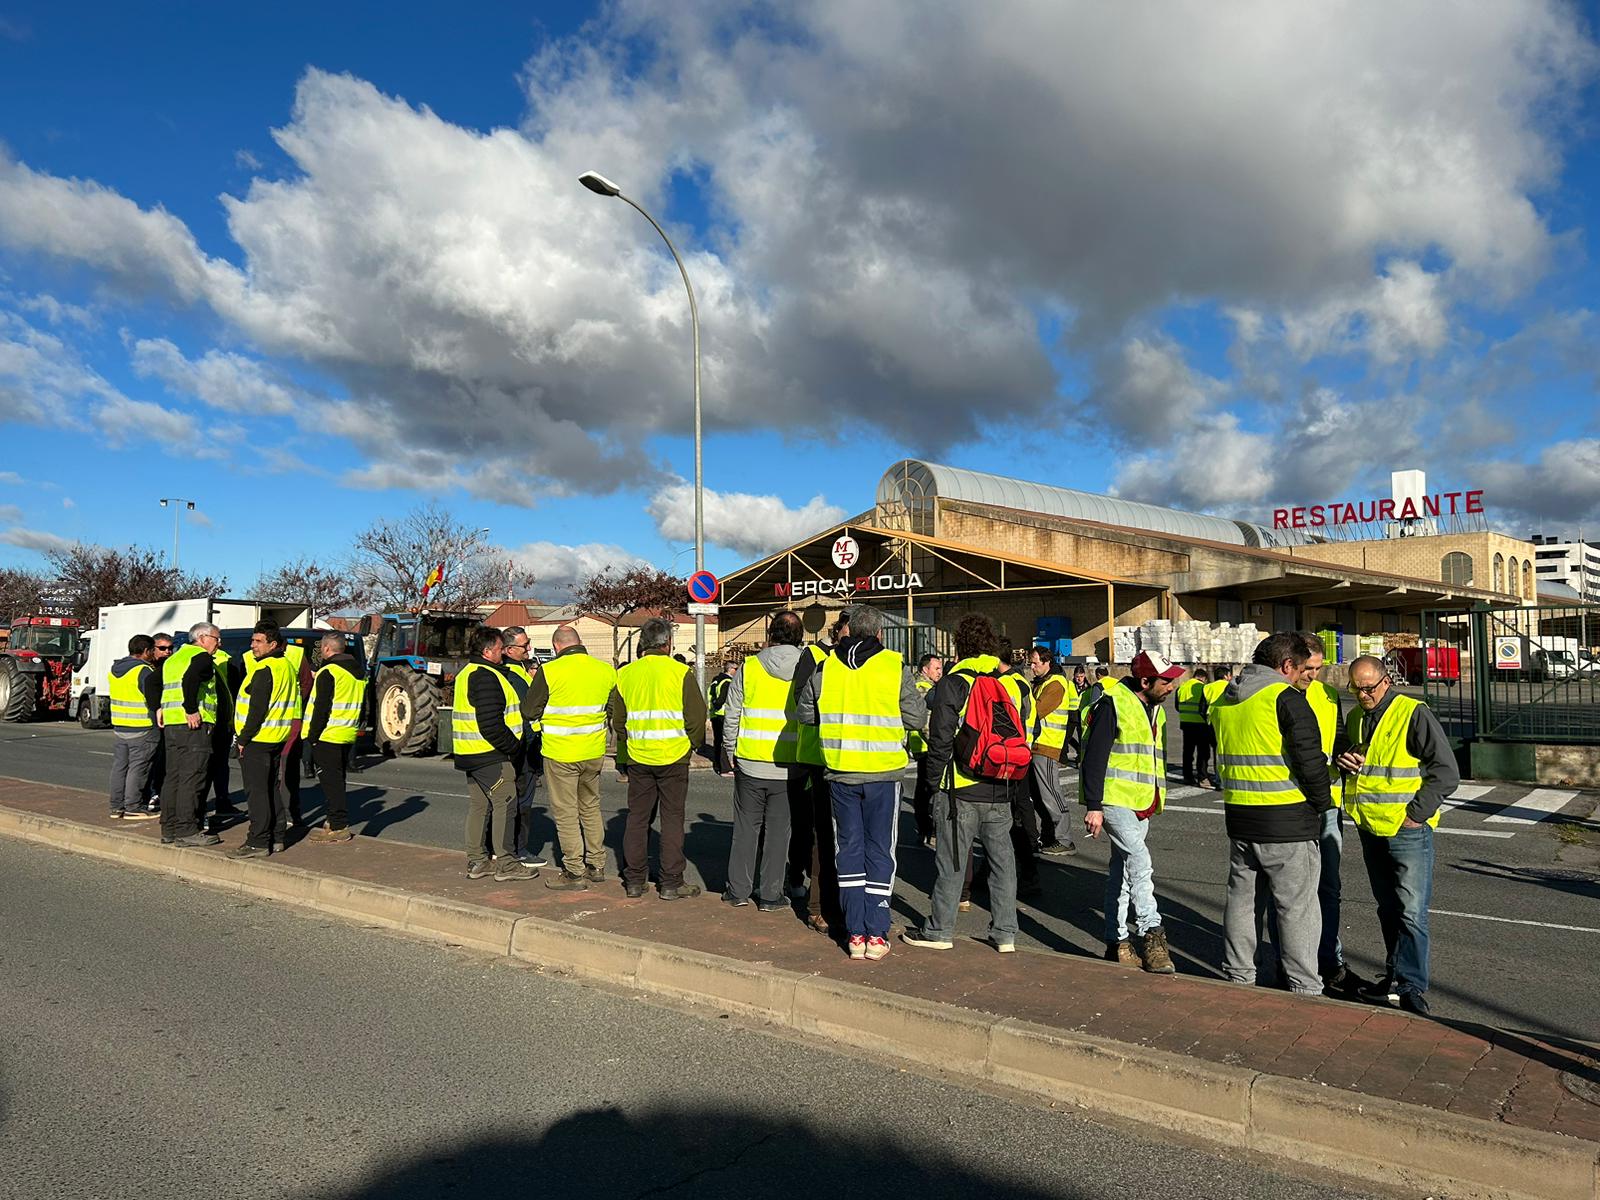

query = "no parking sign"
[
  {"left": 1494, "top": 636, "right": 1522, "bottom": 670},
  {"left": 686, "top": 570, "right": 720, "bottom": 604}
]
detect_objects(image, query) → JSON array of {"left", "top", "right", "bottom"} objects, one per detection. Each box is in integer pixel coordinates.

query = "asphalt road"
[
  {"left": 3, "top": 720, "right": 1598, "bottom": 1042},
  {"left": 0, "top": 838, "right": 1389, "bottom": 1200}
]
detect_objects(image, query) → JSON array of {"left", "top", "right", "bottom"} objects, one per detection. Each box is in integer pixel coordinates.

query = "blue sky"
[{"left": 3, "top": 2, "right": 1600, "bottom": 597}]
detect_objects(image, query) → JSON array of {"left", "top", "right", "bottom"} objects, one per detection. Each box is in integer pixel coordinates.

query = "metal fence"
[{"left": 1423, "top": 605, "right": 1600, "bottom": 744}]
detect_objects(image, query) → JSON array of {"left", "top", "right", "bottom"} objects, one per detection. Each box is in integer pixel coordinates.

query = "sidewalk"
[{"left": 3, "top": 773, "right": 1598, "bottom": 1200}]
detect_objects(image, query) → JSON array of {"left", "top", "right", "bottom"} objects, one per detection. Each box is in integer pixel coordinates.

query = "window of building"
[
  {"left": 1536, "top": 549, "right": 1568, "bottom": 560},
  {"left": 1507, "top": 556, "right": 1521, "bottom": 598},
  {"left": 1524, "top": 560, "right": 1533, "bottom": 597},
  {"left": 1441, "top": 552, "right": 1474, "bottom": 587},
  {"left": 1537, "top": 564, "right": 1558, "bottom": 573},
  {"left": 1381, "top": 612, "right": 1402, "bottom": 633},
  {"left": 1493, "top": 553, "right": 1504, "bottom": 592}
]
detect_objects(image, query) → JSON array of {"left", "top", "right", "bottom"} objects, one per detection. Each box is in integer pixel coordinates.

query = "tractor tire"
[
  {"left": 375, "top": 667, "right": 439, "bottom": 757},
  {"left": 0, "top": 656, "right": 38, "bottom": 723}
]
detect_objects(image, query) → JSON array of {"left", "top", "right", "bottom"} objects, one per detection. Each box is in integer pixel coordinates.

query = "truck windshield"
[
  {"left": 416, "top": 621, "right": 472, "bottom": 659},
  {"left": 9, "top": 625, "right": 79, "bottom": 655}
]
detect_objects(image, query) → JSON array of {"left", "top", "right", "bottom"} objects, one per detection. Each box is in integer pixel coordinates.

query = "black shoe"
[
  {"left": 1398, "top": 991, "right": 1431, "bottom": 1017},
  {"left": 230, "top": 844, "right": 269, "bottom": 859},
  {"left": 544, "top": 870, "right": 588, "bottom": 891},
  {"left": 1039, "top": 841, "right": 1076, "bottom": 857},
  {"left": 721, "top": 891, "right": 750, "bottom": 907},
  {"left": 1357, "top": 976, "right": 1400, "bottom": 1006},
  {"left": 658, "top": 884, "right": 703, "bottom": 901},
  {"left": 755, "top": 899, "right": 787, "bottom": 913},
  {"left": 271, "top": 840, "right": 286, "bottom": 855},
  {"left": 174, "top": 833, "right": 221, "bottom": 847},
  {"left": 1323, "top": 963, "right": 1375, "bottom": 998},
  {"left": 213, "top": 803, "right": 240, "bottom": 815},
  {"left": 623, "top": 881, "right": 646, "bottom": 898},
  {"left": 584, "top": 866, "right": 606, "bottom": 884}
]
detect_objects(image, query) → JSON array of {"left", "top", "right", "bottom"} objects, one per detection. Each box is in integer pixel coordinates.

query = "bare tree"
[
  {"left": 574, "top": 565, "right": 687, "bottom": 663},
  {"left": 45, "top": 544, "right": 227, "bottom": 626},
  {"left": 253, "top": 555, "right": 362, "bottom": 622},
  {"left": 0, "top": 565, "right": 49, "bottom": 623},
  {"left": 347, "top": 503, "right": 535, "bottom": 612}
]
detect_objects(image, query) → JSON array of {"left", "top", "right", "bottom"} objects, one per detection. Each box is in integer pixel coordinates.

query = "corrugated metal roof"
[{"left": 877, "top": 459, "right": 1301, "bottom": 548}]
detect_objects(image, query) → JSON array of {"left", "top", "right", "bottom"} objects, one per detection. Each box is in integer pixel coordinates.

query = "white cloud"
[
  {"left": 648, "top": 479, "right": 847, "bottom": 558},
  {"left": 505, "top": 539, "right": 650, "bottom": 599},
  {"left": 1476, "top": 439, "right": 1600, "bottom": 529},
  {"left": 129, "top": 336, "right": 301, "bottom": 414},
  {"left": 60, "top": 497, "right": 73, "bottom": 509},
  {"left": 235, "top": 149, "right": 263, "bottom": 171},
  {"left": 0, "top": 504, "right": 21, "bottom": 523},
  {"left": 92, "top": 394, "right": 240, "bottom": 459},
  {"left": 0, "top": 526, "right": 74, "bottom": 555},
  {"left": 0, "top": 470, "right": 21, "bottom": 485},
  {"left": 1084, "top": 336, "right": 1222, "bottom": 445}
]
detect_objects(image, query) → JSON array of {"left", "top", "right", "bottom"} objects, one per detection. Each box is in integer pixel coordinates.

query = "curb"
[{"left": 3, "top": 804, "right": 1596, "bottom": 1200}]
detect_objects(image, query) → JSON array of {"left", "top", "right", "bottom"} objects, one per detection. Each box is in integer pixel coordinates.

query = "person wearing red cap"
[{"left": 1080, "top": 649, "right": 1184, "bottom": 973}]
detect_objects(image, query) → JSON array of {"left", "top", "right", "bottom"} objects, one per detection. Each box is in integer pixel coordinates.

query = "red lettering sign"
[
  {"left": 1269, "top": 490, "right": 1484, "bottom": 528},
  {"left": 1273, "top": 508, "right": 1289, "bottom": 529},
  {"left": 1465, "top": 489, "right": 1484, "bottom": 514}
]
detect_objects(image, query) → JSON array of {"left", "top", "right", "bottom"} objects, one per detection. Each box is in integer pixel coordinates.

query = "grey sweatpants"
[
  {"left": 109, "top": 729, "right": 160, "bottom": 813},
  {"left": 1029, "top": 753, "right": 1071, "bottom": 845},
  {"left": 1223, "top": 839, "right": 1322, "bottom": 995},
  {"left": 727, "top": 768, "right": 796, "bottom": 904}
]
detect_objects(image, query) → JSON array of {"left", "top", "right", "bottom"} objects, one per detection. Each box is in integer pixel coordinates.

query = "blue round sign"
[{"left": 687, "top": 570, "right": 720, "bottom": 603}]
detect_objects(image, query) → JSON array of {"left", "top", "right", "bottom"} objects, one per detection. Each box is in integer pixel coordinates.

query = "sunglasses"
[
  {"left": 1348, "top": 681, "right": 1385, "bottom": 696},
  {"left": 154, "top": 645, "right": 173, "bottom": 652}
]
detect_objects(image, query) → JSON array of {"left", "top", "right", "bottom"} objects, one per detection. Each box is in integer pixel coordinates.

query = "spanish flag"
[{"left": 420, "top": 561, "right": 445, "bottom": 600}]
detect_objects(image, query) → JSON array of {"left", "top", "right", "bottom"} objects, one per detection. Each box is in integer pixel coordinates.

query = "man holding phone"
[{"left": 1336, "top": 655, "right": 1459, "bottom": 1017}]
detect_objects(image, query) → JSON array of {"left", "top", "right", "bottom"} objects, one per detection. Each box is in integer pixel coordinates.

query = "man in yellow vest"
[
  {"left": 160, "top": 621, "right": 225, "bottom": 847},
  {"left": 611, "top": 617, "right": 707, "bottom": 899},
  {"left": 1209, "top": 631, "right": 1334, "bottom": 996},
  {"left": 524, "top": 624, "right": 615, "bottom": 890},
  {"left": 797, "top": 605, "right": 924, "bottom": 960},
  {"left": 1334, "top": 655, "right": 1459, "bottom": 1016},
  {"left": 107, "top": 633, "right": 161, "bottom": 820},
  {"left": 908, "top": 652, "right": 943, "bottom": 847},
  {"left": 902, "top": 614, "right": 1031, "bottom": 953},
  {"left": 499, "top": 626, "right": 550, "bottom": 870},
  {"left": 230, "top": 622, "right": 300, "bottom": 858},
  {"left": 453, "top": 625, "right": 537, "bottom": 882},
  {"left": 788, "top": 637, "right": 841, "bottom": 935},
  {"left": 707, "top": 657, "right": 734, "bottom": 776},
  {"left": 1176, "top": 667, "right": 1212, "bottom": 787},
  {"left": 303, "top": 632, "right": 365, "bottom": 844},
  {"left": 1080, "top": 650, "right": 1183, "bottom": 972},
  {"left": 1026, "top": 645, "right": 1077, "bottom": 856},
  {"left": 720, "top": 611, "right": 807, "bottom": 910}
]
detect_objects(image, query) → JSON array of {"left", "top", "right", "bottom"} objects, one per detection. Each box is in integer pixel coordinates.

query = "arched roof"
[{"left": 876, "top": 459, "right": 1301, "bottom": 548}]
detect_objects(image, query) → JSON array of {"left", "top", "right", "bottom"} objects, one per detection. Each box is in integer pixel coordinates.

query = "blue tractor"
[{"left": 366, "top": 610, "right": 481, "bottom": 756}]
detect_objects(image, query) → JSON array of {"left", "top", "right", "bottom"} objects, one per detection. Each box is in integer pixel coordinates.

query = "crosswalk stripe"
[
  {"left": 1483, "top": 789, "right": 1578, "bottom": 825},
  {"left": 1436, "top": 828, "right": 1515, "bottom": 839},
  {"left": 1440, "top": 783, "right": 1496, "bottom": 811}
]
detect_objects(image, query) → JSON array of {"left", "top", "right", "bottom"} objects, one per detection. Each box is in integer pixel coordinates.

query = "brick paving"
[{"left": 5, "top": 773, "right": 1597, "bottom": 1144}]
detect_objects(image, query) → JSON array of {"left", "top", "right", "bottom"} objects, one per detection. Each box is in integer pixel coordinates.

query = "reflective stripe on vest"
[
  {"left": 616, "top": 655, "right": 691, "bottom": 766},
  {"left": 1344, "top": 694, "right": 1437, "bottom": 836},
  {"left": 161, "top": 644, "right": 218, "bottom": 725},
  {"left": 949, "top": 655, "right": 1026, "bottom": 790},
  {"left": 307, "top": 662, "right": 365, "bottom": 745},
  {"left": 1305, "top": 679, "right": 1343, "bottom": 804},
  {"left": 235, "top": 656, "right": 297, "bottom": 744},
  {"left": 818, "top": 649, "right": 909, "bottom": 774},
  {"left": 796, "top": 645, "right": 828, "bottom": 766},
  {"left": 538, "top": 651, "right": 616, "bottom": 762},
  {"left": 1175, "top": 678, "right": 1206, "bottom": 724},
  {"left": 1209, "top": 682, "right": 1307, "bottom": 808},
  {"left": 1097, "top": 682, "right": 1166, "bottom": 812},
  {"left": 109, "top": 661, "right": 154, "bottom": 729},
  {"left": 907, "top": 676, "right": 933, "bottom": 755},
  {"left": 733, "top": 656, "right": 801, "bottom": 766},
  {"left": 452, "top": 663, "right": 522, "bottom": 757},
  {"left": 709, "top": 675, "right": 731, "bottom": 718},
  {"left": 1031, "top": 673, "right": 1071, "bottom": 751}
]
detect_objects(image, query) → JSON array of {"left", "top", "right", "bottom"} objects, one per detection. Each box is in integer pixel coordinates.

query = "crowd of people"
[{"left": 105, "top": 607, "right": 1456, "bottom": 1014}]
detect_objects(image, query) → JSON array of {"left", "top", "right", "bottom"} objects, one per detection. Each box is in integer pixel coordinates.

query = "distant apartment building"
[{"left": 1531, "top": 535, "right": 1600, "bottom": 601}]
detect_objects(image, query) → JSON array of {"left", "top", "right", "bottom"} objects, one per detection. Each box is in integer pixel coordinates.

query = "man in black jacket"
[
  {"left": 454, "top": 626, "right": 536, "bottom": 882},
  {"left": 1210, "top": 631, "right": 1332, "bottom": 996},
  {"left": 304, "top": 633, "right": 361, "bottom": 844}
]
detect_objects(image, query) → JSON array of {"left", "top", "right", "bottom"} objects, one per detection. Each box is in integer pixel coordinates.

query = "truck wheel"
[
  {"left": 0, "top": 656, "right": 37, "bottom": 723},
  {"left": 79, "top": 694, "right": 97, "bottom": 729},
  {"left": 375, "top": 667, "right": 439, "bottom": 757}
]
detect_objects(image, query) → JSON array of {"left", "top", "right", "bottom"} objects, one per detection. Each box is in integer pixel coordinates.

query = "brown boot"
[
  {"left": 1104, "top": 940, "right": 1140, "bottom": 967},
  {"left": 1138, "top": 927, "right": 1176, "bottom": 975}
]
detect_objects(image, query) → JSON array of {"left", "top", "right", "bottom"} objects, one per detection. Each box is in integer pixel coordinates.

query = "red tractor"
[{"left": 0, "top": 615, "right": 82, "bottom": 722}]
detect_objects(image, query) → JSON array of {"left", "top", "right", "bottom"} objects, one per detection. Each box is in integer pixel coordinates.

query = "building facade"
[{"left": 1531, "top": 536, "right": 1600, "bottom": 601}]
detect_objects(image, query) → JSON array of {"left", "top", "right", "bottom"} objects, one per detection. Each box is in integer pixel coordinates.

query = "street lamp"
[
  {"left": 157, "top": 498, "right": 196, "bottom": 570},
  {"left": 579, "top": 169, "right": 706, "bottom": 692}
]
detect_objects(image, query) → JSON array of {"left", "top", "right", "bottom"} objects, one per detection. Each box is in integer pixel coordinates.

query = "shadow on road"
[{"left": 1450, "top": 858, "right": 1600, "bottom": 901}]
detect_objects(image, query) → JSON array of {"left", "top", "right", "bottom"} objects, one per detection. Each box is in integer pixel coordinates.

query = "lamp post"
[
  {"left": 157, "top": 498, "right": 196, "bottom": 570},
  {"left": 579, "top": 170, "right": 706, "bottom": 693}
]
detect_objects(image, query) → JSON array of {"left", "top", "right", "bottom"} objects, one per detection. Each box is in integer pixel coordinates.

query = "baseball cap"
[{"left": 1129, "top": 650, "right": 1186, "bottom": 681}]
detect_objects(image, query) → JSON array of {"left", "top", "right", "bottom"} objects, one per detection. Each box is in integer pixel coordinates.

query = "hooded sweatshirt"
[
  {"left": 110, "top": 654, "right": 162, "bottom": 738},
  {"left": 723, "top": 642, "right": 802, "bottom": 780},
  {"left": 795, "top": 635, "right": 925, "bottom": 783},
  {"left": 1215, "top": 663, "right": 1332, "bottom": 843}
]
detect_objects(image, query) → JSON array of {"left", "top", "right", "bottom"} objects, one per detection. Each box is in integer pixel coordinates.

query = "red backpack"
[{"left": 952, "top": 670, "right": 1032, "bottom": 782}]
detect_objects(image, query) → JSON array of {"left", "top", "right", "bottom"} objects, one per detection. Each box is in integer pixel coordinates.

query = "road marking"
[
  {"left": 1440, "top": 783, "right": 1495, "bottom": 810},
  {"left": 1162, "top": 804, "right": 1221, "bottom": 815},
  {"left": 85, "top": 750, "right": 113, "bottom": 757},
  {"left": 1484, "top": 789, "right": 1578, "bottom": 825},
  {"left": 1435, "top": 828, "right": 1515, "bottom": 839},
  {"left": 1431, "top": 909, "right": 1600, "bottom": 935}
]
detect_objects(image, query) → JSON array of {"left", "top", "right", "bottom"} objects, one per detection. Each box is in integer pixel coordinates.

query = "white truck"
[{"left": 71, "top": 597, "right": 311, "bottom": 728}]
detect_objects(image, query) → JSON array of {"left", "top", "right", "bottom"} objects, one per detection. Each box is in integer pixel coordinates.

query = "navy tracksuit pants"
[{"left": 830, "top": 779, "right": 899, "bottom": 938}]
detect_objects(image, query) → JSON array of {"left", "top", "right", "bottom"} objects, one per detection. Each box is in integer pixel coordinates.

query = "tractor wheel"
[
  {"left": 375, "top": 667, "right": 439, "bottom": 757},
  {"left": 0, "top": 656, "right": 37, "bottom": 723}
]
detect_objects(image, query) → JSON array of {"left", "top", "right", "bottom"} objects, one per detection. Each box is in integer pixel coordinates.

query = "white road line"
[
  {"left": 1484, "top": 789, "right": 1578, "bottom": 825},
  {"left": 1163, "top": 804, "right": 1221, "bottom": 815},
  {"left": 1435, "top": 828, "right": 1515, "bottom": 839},
  {"left": 85, "top": 750, "right": 114, "bottom": 757},
  {"left": 1440, "top": 783, "right": 1495, "bottom": 809},
  {"left": 1431, "top": 909, "right": 1600, "bottom": 935}
]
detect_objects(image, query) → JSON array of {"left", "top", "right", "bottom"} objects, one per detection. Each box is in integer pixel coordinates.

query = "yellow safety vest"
[
  {"left": 306, "top": 661, "right": 365, "bottom": 745},
  {"left": 235, "top": 655, "right": 296, "bottom": 744},
  {"left": 1175, "top": 678, "right": 1206, "bottom": 725},
  {"left": 709, "top": 673, "right": 731, "bottom": 718},
  {"left": 539, "top": 651, "right": 615, "bottom": 762},
  {"left": 109, "top": 660, "right": 155, "bottom": 730},
  {"left": 949, "top": 655, "right": 1027, "bottom": 790},
  {"left": 161, "top": 643, "right": 218, "bottom": 726},
  {"left": 907, "top": 676, "right": 934, "bottom": 755},
  {"left": 1304, "top": 679, "right": 1342, "bottom": 805},
  {"left": 452, "top": 662, "right": 522, "bottom": 757},
  {"left": 1064, "top": 679, "right": 1083, "bottom": 715},
  {"left": 818, "top": 648, "right": 909, "bottom": 775},
  {"left": 1094, "top": 681, "right": 1167, "bottom": 812},
  {"left": 212, "top": 649, "right": 233, "bottom": 698},
  {"left": 733, "top": 655, "right": 801, "bottom": 765},
  {"left": 1344, "top": 695, "right": 1438, "bottom": 837},
  {"left": 1031, "top": 672, "right": 1072, "bottom": 752},
  {"left": 243, "top": 644, "right": 306, "bottom": 718},
  {"left": 1209, "top": 682, "right": 1307, "bottom": 809},
  {"left": 616, "top": 654, "right": 692, "bottom": 767},
  {"left": 1203, "top": 678, "right": 1229, "bottom": 704},
  {"left": 504, "top": 661, "right": 542, "bottom": 733},
  {"left": 796, "top": 645, "right": 828, "bottom": 767}
]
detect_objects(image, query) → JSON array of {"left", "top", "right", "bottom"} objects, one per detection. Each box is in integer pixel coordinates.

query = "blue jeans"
[
  {"left": 1102, "top": 805, "right": 1161, "bottom": 944},
  {"left": 1358, "top": 824, "right": 1434, "bottom": 996},
  {"left": 925, "top": 792, "right": 1017, "bottom": 944}
]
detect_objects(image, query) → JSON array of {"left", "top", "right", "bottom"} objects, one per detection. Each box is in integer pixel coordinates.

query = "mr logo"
[{"left": 831, "top": 536, "right": 860, "bottom": 569}]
